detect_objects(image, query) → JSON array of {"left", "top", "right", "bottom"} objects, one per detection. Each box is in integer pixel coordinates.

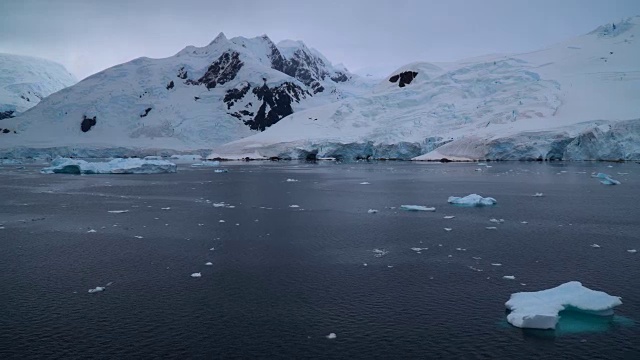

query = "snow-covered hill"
[
  {"left": 0, "top": 34, "right": 373, "bottom": 157},
  {"left": 0, "top": 53, "right": 76, "bottom": 120},
  {"left": 213, "top": 17, "right": 640, "bottom": 161}
]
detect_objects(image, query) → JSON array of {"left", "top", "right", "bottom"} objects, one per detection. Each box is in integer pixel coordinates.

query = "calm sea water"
[{"left": 1, "top": 161, "right": 639, "bottom": 359}]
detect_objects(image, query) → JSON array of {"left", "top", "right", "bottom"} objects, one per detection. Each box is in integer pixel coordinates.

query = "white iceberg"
[
  {"left": 367, "top": 209, "right": 378, "bottom": 214},
  {"left": 505, "top": 281, "right": 622, "bottom": 330},
  {"left": 286, "top": 178, "right": 299, "bottom": 182},
  {"left": 591, "top": 173, "right": 621, "bottom": 185},
  {"left": 191, "top": 272, "right": 202, "bottom": 278},
  {"left": 41, "top": 158, "right": 177, "bottom": 174},
  {"left": 88, "top": 286, "right": 105, "bottom": 293},
  {"left": 400, "top": 205, "right": 436, "bottom": 212},
  {"left": 448, "top": 194, "right": 497, "bottom": 206},
  {"left": 326, "top": 333, "right": 337, "bottom": 339}
]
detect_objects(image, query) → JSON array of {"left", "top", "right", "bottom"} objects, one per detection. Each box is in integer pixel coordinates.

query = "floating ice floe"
[
  {"left": 205, "top": 262, "right": 213, "bottom": 266},
  {"left": 443, "top": 216, "right": 455, "bottom": 219},
  {"left": 289, "top": 205, "right": 300, "bottom": 208},
  {"left": 286, "top": 178, "right": 299, "bottom": 182},
  {"left": 411, "top": 247, "right": 428, "bottom": 252},
  {"left": 372, "top": 248, "right": 388, "bottom": 257},
  {"left": 41, "top": 157, "right": 177, "bottom": 174},
  {"left": 400, "top": 205, "right": 436, "bottom": 212},
  {"left": 491, "top": 263, "right": 502, "bottom": 266},
  {"left": 191, "top": 273, "right": 202, "bottom": 278},
  {"left": 489, "top": 218, "right": 505, "bottom": 224},
  {"left": 87, "top": 229, "right": 97, "bottom": 233},
  {"left": 591, "top": 173, "right": 621, "bottom": 185},
  {"left": 505, "top": 281, "right": 622, "bottom": 330},
  {"left": 171, "top": 154, "right": 202, "bottom": 161},
  {"left": 190, "top": 161, "right": 220, "bottom": 167},
  {"left": 88, "top": 286, "right": 105, "bottom": 293},
  {"left": 448, "top": 194, "right": 497, "bottom": 207},
  {"left": 161, "top": 207, "right": 171, "bottom": 210},
  {"left": 503, "top": 275, "right": 516, "bottom": 280},
  {"left": 444, "top": 228, "right": 452, "bottom": 231},
  {"left": 219, "top": 220, "right": 225, "bottom": 223},
  {"left": 486, "top": 226, "right": 497, "bottom": 230},
  {"left": 521, "top": 221, "right": 528, "bottom": 224},
  {"left": 108, "top": 210, "right": 129, "bottom": 214},
  {"left": 590, "top": 244, "right": 601, "bottom": 248},
  {"left": 214, "top": 169, "right": 228, "bottom": 173},
  {"left": 326, "top": 333, "right": 337, "bottom": 339},
  {"left": 532, "top": 193, "right": 544, "bottom": 197},
  {"left": 360, "top": 182, "right": 370, "bottom": 185},
  {"left": 134, "top": 236, "right": 143, "bottom": 239},
  {"left": 628, "top": 249, "right": 637, "bottom": 253},
  {"left": 367, "top": 209, "right": 378, "bottom": 214}
]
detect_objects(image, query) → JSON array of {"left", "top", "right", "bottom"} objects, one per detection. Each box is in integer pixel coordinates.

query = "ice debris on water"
[
  {"left": 486, "top": 226, "right": 497, "bottom": 230},
  {"left": 590, "top": 244, "right": 601, "bottom": 248},
  {"left": 489, "top": 218, "right": 505, "bottom": 224},
  {"left": 286, "top": 178, "right": 299, "bottom": 182},
  {"left": 591, "top": 173, "right": 621, "bottom": 185},
  {"left": 367, "top": 209, "right": 378, "bottom": 214},
  {"left": 444, "top": 228, "right": 452, "bottom": 231},
  {"left": 289, "top": 205, "right": 300, "bottom": 208},
  {"left": 443, "top": 216, "right": 455, "bottom": 219},
  {"left": 191, "top": 273, "right": 202, "bottom": 278},
  {"left": 503, "top": 276, "right": 516, "bottom": 280},
  {"left": 411, "top": 247, "right": 428, "bottom": 253},
  {"left": 190, "top": 161, "right": 220, "bottom": 167},
  {"left": 627, "top": 249, "right": 637, "bottom": 253},
  {"left": 214, "top": 169, "right": 228, "bottom": 173},
  {"left": 41, "top": 157, "right": 177, "bottom": 174},
  {"left": 87, "top": 229, "right": 97, "bottom": 233},
  {"left": 532, "top": 193, "right": 544, "bottom": 197},
  {"left": 205, "top": 262, "right": 213, "bottom": 266},
  {"left": 161, "top": 207, "right": 171, "bottom": 210},
  {"left": 400, "top": 205, "right": 436, "bottom": 212},
  {"left": 88, "top": 286, "right": 105, "bottom": 293},
  {"left": 448, "top": 194, "right": 497, "bottom": 206},
  {"left": 372, "top": 248, "right": 388, "bottom": 257},
  {"left": 360, "top": 182, "right": 370, "bottom": 185},
  {"left": 491, "top": 263, "right": 502, "bottom": 266},
  {"left": 108, "top": 210, "right": 129, "bottom": 214},
  {"left": 505, "top": 281, "right": 622, "bottom": 330},
  {"left": 326, "top": 333, "right": 337, "bottom": 339}
]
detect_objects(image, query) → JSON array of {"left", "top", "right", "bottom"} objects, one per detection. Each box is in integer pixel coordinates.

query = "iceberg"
[
  {"left": 88, "top": 286, "right": 105, "bottom": 293},
  {"left": 505, "top": 281, "right": 622, "bottom": 330},
  {"left": 191, "top": 272, "right": 202, "bottom": 278},
  {"left": 400, "top": 205, "right": 436, "bottom": 212},
  {"left": 41, "top": 158, "right": 177, "bottom": 174},
  {"left": 367, "top": 209, "right": 378, "bottom": 214},
  {"left": 591, "top": 173, "right": 621, "bottom": 185},
  {"left": 448, "top": 194, "right": 497, "bottom": 206}
]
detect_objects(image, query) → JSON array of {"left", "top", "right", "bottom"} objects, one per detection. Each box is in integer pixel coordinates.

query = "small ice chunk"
[
  {"left": 191, "top": 273, "right": 202, "bottom": 278},
  {"left": 219, "top": 220, "right": 225, "bottom": 223},
  {"left": 209, "top": 247, "right": 215, "bottom": 251},
  {"left": 505, "top": 281, "right": 622, "bottom": 329},
  {"left": 134, "top": 236, "right": 143, "bottom": 239},
  {"left": 444, "top": 228, "right": 452, "bottom": 231},
  {"left": 191, "top": 161, "right": 220, "bottom": 167},
  {"left": 87, "top": 229, "right": 97, "bottom": 233},
  {"left": 400, "top": 205, "right": 436, "bottom": 212},
  {"left": 486, "top": 226, "right": 497, "bottom": 230},
  {"left": 108, "top": 210, "right": 129, "bottom": 214},
  {"left": 205, "top": 262, "right": 213, "bottom": 266},
  {"left": 286, "top": 178, "right": 299, "bottom": 182},
  {"left": 443, "top": 215, "right": 455, "bottom": 219},
  {"left": 289, "top": 205, "right": 300, "bottom": 208},
  {"left": 491, "top": 263, "right": 502, "bottom": 266},
  {"left": 448, "top": 194, "right": 497, "bottom": 206},
  {"left": 520, "top": 221, "right": 528, "bottom": 224},
  {"left": 213, "top": 169, "right": 229, "bottom": 173},
  {"left": 372, "top": 248, "right": 388, "bottom": 257},
  {"left": 590, "top": 244, "right": 601, "bottom": 248},
  {"left": 326, "top": 333, "right": 337, "bottom": 339},
  {"left": 360, "top": 182, "right": 370, "bottom": 185},
  {"left": 213, "top": 202, "right": 226, "bottom": 207},
  {"left": 161, "top": 207, "right": 171, "bottom": 210},
  {"left": 456, "top": 248, "right": 466, "bottom": 251},
  {"left": 503, "top": 275, "right": 516, "bottom": 280},
  {"left": 88, "top": 287, "right": 105, "bottom": 293},
  {"left": 591, "top": 173, "right": 621, "bottom": 185},
  {"left": 367, "top": 209, "right": 378, "bottom": 214},
  {"left": 489, "top": 218, "right": 504, "bottom": 224},
  {"left": 627, "top": 249, "right": 637, "bottom": 253},
  {"left": 532, "top": 193, "right": 544, "bottom": 197},
  {"left": 411, "top": 247, "right": 428, "bottom": 252}
]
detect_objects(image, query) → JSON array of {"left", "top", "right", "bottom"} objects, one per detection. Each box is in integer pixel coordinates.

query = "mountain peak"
[{"left": 209, "top": 32, "right": 228, "bottom": 46}]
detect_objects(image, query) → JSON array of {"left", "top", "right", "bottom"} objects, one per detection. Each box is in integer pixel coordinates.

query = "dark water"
[{"left": 1, "top": 161, "right": 639, "bottom": 359}]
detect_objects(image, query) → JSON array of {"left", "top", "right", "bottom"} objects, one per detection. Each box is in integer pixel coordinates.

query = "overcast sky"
[{"left": 1, "top": 0, "right": 639, "bottom": 80}]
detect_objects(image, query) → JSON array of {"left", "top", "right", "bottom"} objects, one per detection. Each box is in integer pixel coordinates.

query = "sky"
[{"left": 1, "top": 0, "right": 640, "bottom": 80}]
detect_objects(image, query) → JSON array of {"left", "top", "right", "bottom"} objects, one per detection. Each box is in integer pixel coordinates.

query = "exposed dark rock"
[
  {"left": 242, "top": 82, "right": 307, "bottom": 131},
  {"left": 389, "top": 71, "right": 418, "bottom": 87},
  {"left": 223, "top": 82, "right": 251, "bottom": 109},
  {"left": 197, "top": 51, "right": 244, "bottom": 89},
  {"left": 177, "top": 67, "right": 188, "bottom": 79},
  {"left": 0, "top": 110, "right": 15, "bottom": 120},
  {"left": 1, "top": 128, "right": 10, "bottom": 134},
  {"left": 194, "top": 96, "right": 200, "bottom": 101},
  {"left": 20, "top": 95, "right": 30, "bottom": 102},
  {"left": 330, "top": 72, "right": 349, "bottom": 83},
  {"left": 166, "top": 80, "right": 174, "bottom": 90},
  {"left": 81, "top": 115, "right": 97, "bottom": 132},
  {"left": 140, "top": 107, "right": 152, "bottom": 118}
]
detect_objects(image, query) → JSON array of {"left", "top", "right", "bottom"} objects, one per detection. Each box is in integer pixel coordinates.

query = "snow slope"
[
  {"left": 213, "top": 17, "right": 640, "bottom": 161},
  {"left": 0, "top": 53, "right": 76, "bottom": 120},
  {"left": 0, "top": 34, "right": 372, "bottom": 158}
]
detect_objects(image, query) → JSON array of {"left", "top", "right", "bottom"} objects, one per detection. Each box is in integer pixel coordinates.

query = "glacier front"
[{"left": 41, "top": 158, "right": 177, "bottom": 174}]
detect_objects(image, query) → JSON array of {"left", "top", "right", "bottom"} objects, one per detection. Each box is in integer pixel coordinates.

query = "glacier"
[
  {"left": 505, "top": 281, "right": 622, "bottom": 330},
  {"left": 41, "top": 158, "right": 177, "bottom": 174},
  {"left": 0, "top": 53, "right": 76, "bottom": 119},
  {"left": 212, "top": 17, "right": 640, "bottom": 161}
]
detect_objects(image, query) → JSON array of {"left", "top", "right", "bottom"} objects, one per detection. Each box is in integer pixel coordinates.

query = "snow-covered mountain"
[
  {"left": 213, "top": 17, "right": 640, "bottom": 161},
  {"left": 0, "top": 53, "right": 76, "bottom": 120},
  {"left": 0, "top": 34, "right": 372, "bottom": 157}
]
